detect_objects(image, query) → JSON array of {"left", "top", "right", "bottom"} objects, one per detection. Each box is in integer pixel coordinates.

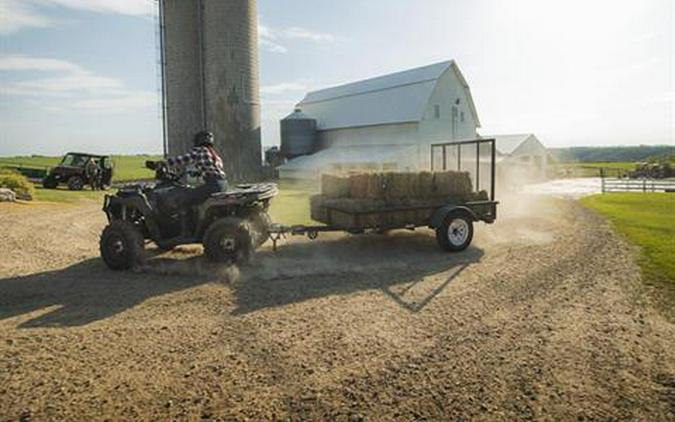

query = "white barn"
[{"left": 278, "top": 60, "right": 481, "bottom": 179}]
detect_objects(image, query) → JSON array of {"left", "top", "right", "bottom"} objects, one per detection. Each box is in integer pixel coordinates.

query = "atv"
[
  {"left": 43, "top": 152, "right": 113, "bottom": 190},
  {"left": 99, "top": 162, "right": 278, "bottom": 270}
]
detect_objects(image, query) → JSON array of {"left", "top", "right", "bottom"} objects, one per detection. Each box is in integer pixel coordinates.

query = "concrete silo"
[{"left": 159, "top": 0, "right": 261, "bottom": 181}]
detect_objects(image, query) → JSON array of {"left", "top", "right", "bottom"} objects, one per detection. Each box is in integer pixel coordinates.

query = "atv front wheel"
[
  {"left": 203, "top": 217, "right": 253, "bottom": 263},
  {"left": 100, "top": 221, "right": 144, "bottom": 270},
  {"left": 67, "top": 176, "right": 84, "bottom": 191}
]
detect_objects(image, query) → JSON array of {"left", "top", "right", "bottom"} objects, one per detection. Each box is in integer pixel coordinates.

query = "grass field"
[
  {"left": 581, "top": 193, "right": 674, "bottom": 287},
  {"left": 0, "top": 154, "right": 162, "bottom": 182},
  {"left": 267, "top": 180, "right": 317, "bottom": 226},
  {"left": 32, "top": 186, "right": 109, "bottom": 203},
  {"left": 553, "top": 162, "right": 636, "bottom": 178}
]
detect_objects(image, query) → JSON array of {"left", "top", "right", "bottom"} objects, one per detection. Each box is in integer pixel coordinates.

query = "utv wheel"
[
  {"left": 243, "top": 207, "right": 272, "bottom": 247},
  {"left": 67, "top": 176, "right": 84, "bottom": 191},
  {"left": 436, "top": 212, "right": 474, "bottom": 252},
  {"left": 203, "top": 217, "right": 253, "bottom": 264},
  {"left": 42, "top": 177, "right": 58, "bottom": 189},
  {"left": 100, "top": 221, "right": 144, "bottom": 270}
]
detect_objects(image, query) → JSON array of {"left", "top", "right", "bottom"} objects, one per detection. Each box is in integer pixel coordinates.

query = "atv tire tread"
[
  {"left": 203, "top": 217, "right": 253, "bottom": 264},
  {"left": 100, "top": 220, "right": 144, "bottom": 270}
]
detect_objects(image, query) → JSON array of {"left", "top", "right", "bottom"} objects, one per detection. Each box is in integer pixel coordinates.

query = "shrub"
[{"left": 0, "top": 169, "right": 35, "bottom": 200}]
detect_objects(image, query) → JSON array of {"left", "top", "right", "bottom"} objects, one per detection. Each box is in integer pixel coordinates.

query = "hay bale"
[
  {"left": 417, "top": 171, "right": 435, "bottom": 198},
  {"left": 310, "top": 194, "right": 328, "bottom": 223},
  {"left": 433, "top": 171, "right": 472, "bottom": 197},
  {"left": 321, "top": 174, "right": 350, "bottom": 198},
  {"left": 386, "top": 173, "right": 417, "bottom": 200},
  {"left": 348, "top": 174, "right": 370, "bottom": 199},
  {"left": 366, "top": 173, "right": 387, "bottom": 199}
]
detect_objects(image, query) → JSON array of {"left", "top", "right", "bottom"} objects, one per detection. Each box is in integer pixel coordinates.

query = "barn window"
[{"left": 434, "top": 105, "right": 440, "bottom": 119}]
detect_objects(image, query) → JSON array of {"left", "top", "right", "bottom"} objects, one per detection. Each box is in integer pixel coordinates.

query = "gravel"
[{"left": 0, "top": 195, "right": 673, "bottom": 421}]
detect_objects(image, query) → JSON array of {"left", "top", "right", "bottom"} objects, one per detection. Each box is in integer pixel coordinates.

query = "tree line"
[{"left": 549, "top": 145, "right": 674, "bottom": 163}]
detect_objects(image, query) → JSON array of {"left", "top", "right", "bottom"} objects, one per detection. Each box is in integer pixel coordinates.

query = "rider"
[{"left": 152, "top": 130, "right": 228, "bottom": 209}]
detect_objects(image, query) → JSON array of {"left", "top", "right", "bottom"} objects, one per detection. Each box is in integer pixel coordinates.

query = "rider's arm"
[{"left": 165, "top": 149, "right": 198, "bottom": 170}]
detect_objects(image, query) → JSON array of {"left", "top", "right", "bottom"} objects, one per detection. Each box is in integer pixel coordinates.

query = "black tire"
[
  {"left": 435, "top": 212, "right": 474, "bottom": 252},
  {"left": 100, "top": 220, "right": 144, "bottom": 270},
  {"left": 42, "top": 177, "right": 58, "bottom": 189},
  {"left": 67, "top": 176, "right": 84, "bottom": 191},
  {"left": 203, "top": 217, "right": 253, "bottom": 263},
  {"left": 242, "top": 207, "right": 272, "bottom": 247}
]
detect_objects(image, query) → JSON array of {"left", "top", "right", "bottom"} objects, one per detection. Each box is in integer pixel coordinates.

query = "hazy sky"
[{"left": 0, "top": 0, "right": 673, "bottom": 156}]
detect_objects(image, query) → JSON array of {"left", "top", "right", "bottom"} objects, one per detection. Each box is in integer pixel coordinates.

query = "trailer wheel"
[
  {"left": 436, "top": 212, "right": 473, "bottom": 252},
  {"left": 203, "top": 217, "right": 253, "bottom": 263},
  {"left": 100, "top": 220, "right": 144, "bottom": 270}
]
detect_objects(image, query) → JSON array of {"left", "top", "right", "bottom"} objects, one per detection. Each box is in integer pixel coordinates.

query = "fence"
[{"left": 601, "top": 177, "right": 675, "bottom": 193}]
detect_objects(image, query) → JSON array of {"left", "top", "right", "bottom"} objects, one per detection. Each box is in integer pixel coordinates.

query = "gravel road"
[{"left": 0, "top": 196, "right": 673, "bottom": 421}]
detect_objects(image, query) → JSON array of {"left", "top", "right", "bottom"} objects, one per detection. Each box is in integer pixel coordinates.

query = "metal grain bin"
[{"left": 280, "top": 109, "right": 317, "bottom": 159}]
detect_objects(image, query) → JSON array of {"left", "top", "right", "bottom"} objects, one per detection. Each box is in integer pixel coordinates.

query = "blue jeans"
[{"left": 177, "top": 178, "right": 227, "bottom": 209}]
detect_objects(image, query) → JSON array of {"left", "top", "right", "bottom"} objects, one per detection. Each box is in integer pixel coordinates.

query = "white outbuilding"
[
  {"left": 490, "top": 134, "right": 549, "bottom": 182},
  {"left": 278, "top": 60, "right": 481, "bottom": 179}
]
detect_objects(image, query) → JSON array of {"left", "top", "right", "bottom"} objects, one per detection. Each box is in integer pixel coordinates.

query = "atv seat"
[{"left": 210, "top": 183, "right": 279, "bottom": 201}]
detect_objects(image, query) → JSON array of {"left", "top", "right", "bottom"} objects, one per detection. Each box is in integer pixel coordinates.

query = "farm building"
[
  {"left": 490, "top": 134, "right": 549, "bottom": 181},
  {"left": 278, "top": 60, "right": 480, "bottom": 179},
  {"left": 277, "top": 60, "right": 547, "bottom": 184}
]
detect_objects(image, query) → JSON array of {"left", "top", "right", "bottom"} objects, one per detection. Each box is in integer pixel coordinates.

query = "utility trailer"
[{"left": 269, "top": 138, "right": 498, "bottom": 252}]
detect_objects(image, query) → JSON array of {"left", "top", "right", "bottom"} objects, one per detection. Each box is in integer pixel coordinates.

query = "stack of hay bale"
[{"left": 310, "top": 171, "right": 486, "bottom": 228}]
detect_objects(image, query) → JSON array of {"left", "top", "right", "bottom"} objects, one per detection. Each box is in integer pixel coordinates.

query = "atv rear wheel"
[
  {"left": 67, "top": 176, "right": 84, "bottom": 191},
  {"left": 203, "top": 217, "right": 253, "bottom": 264},
  {"left": 100, "top": 220, "right": 144, "bottom": 270},
  {"left": 42, "top": 176, "right": 58, "bottom": 189}
]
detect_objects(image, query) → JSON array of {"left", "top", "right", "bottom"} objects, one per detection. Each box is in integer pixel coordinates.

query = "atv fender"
[{"left": 104, "top": 194, "right": 162, "bottom": 240}]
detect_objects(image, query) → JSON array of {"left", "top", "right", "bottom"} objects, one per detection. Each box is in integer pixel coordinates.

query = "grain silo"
[
  {"left": 280, "top": 109, "right": 317, "bottom": 159},
  {"left": 159, "top": 0, "right": 262, "bottom": 181}
]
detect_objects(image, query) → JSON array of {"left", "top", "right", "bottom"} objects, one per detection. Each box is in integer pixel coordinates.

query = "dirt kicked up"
[{"left": 1, "top": 195, "right": 674, "bottom": 421}]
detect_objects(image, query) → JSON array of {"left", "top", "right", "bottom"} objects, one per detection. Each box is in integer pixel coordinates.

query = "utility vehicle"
[{"left": 43, "top": 152, "right": 113, "bottom": 190}]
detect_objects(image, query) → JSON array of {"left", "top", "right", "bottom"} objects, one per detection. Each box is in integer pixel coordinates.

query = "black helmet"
[{"left": 194, "top": 130, "right": 214, "bottom": 147}]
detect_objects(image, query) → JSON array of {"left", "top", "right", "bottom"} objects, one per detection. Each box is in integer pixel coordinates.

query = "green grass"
[
  {"left": 32, "top": 186, "right": 109, "bottom": 203},
  {"left": 0, "top": 154, "right": 162, "bottom": 182},
  {"left": 575, "top": 162, "right": 637, "bottom": 170},
  {"left": 580, "top": 193, "right": 675, "bottom": 286},
  {"left": 267, "top": 180, "right": 318, "bottom": 226},
  {"left": 554, "top": 161, "right": 636, "bottom": 178}
]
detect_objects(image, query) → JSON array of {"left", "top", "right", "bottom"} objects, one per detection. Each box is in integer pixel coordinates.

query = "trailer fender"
[{"left": 430, "top": 205, "right": 478, "bottom": 229}]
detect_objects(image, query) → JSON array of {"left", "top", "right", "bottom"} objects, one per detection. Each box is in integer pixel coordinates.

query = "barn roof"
[{"left": 297, "top": 60, "right": 481, "bottom": 131}]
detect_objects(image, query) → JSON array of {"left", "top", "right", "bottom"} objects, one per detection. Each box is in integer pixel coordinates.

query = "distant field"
[
  {"left": 0, "top": 154, "right": 162, "bottom": 182},
  {"left": 553, "top": 161, "right": 636, "bottom": 178},
  {"left": 581, "top": 193, "right": 675, "bottom": 288}
]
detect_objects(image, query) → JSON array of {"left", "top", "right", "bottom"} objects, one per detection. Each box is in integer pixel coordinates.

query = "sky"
[{"left": 0, "top": 0, "right": 673, "bottom": 156}]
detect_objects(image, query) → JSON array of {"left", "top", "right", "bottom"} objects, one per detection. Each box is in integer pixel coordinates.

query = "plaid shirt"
[{"left": 166, "top": 146, "right": 226, "bottom": 180}]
